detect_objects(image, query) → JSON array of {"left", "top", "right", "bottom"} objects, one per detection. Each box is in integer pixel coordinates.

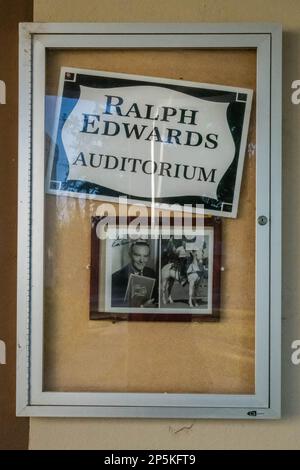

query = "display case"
[{"left": 17, "top": 23, "right": 282, "bottom": 418}]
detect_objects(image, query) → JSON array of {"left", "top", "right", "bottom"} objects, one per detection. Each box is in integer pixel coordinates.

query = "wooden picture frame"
[{"left": 90, "top": 216, "right": 222, "bottom": 322}]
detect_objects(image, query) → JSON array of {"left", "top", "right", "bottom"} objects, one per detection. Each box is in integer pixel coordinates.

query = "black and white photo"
[
  {"left": 160, "top": 234, "right": 212, "bottom": 311},
  {"left": 90, "top": 219, "right": 219, "bottom": 319},
  {"left": 109, "top": 237, "right": 159, "bottom": 309}
]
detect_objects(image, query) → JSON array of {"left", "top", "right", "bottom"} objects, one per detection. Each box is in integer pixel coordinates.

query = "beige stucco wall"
[{"left": 30, "top": 0, "right": 300, "bottom": 449}]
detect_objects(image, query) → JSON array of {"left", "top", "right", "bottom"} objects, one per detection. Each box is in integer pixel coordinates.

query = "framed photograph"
[
  {"left": 90, "top": 217, "right": 221, "bottom": 321},
  {"left": 17, "top": 23, "right": 282, "bottom": 419}
]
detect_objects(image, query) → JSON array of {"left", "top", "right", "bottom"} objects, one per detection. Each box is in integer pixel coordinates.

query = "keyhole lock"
[{"left": 258, "top": 215, "right": 268, "bottom": 226}]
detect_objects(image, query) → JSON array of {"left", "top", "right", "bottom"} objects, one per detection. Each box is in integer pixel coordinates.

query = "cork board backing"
[{"left": 43, "top": 48, "right": 256, "bottom": 394}]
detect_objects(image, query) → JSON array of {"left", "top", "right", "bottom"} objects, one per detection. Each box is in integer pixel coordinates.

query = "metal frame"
[{"left": 17, "top": 23, "right": 282, "bottom": 419}]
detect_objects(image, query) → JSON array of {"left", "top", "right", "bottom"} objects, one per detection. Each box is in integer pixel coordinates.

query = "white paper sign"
[{"left": 46, "top": 68, "right": 253, "bottom": 218}]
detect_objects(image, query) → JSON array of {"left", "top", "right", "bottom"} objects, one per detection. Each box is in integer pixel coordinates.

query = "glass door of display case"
[{"left": 17, "top": 23, "right": 282, "bottom": 419}]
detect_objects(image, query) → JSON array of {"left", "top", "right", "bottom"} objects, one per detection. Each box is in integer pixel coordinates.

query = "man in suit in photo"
[{"left": 111, "top": 240, "right": 157, "bottom": 307}]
